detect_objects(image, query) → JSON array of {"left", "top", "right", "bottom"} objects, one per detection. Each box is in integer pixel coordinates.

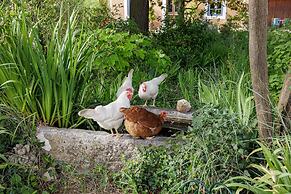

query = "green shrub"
[
  {"left": 268, "top": 29, "right": 291, "bottom": 102},
  {"left": 73, "top": 27, "right": 173, "bottom": 118},
  {"left": 0, "top": 104, "right": 57, "bottom": 193},
  {"left": 93, "top": 28, "right": 171, "bottom": 73},
  {"left": 114, "top": 106, "right": 256, "bottom": 193},
  {"left": 0, "top": 0, "right": 113, "bottom": 44},
  {"left": 226, "top": 136, "right": 291, "bottom": 193},
  {"left": 153, "top": 21, "right": 224, "bottom": 68}
]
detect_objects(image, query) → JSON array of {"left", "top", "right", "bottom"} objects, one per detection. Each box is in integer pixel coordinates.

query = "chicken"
[
  {"left": 120, "top": 106, "right": 167, "bottom": 139},
  {"left": 116, "top": 69, "right": 134, "bottom": 97},
  {"left": 138, "top": 73, "right": 167, "bottom": 106},
  {"left": 78, "top": 91, "right": 132, "bottom": 135}
]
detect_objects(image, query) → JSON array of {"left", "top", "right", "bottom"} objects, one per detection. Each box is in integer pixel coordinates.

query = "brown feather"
[{"left": 120, "top": 106, "right": 166, "bottom": 138}]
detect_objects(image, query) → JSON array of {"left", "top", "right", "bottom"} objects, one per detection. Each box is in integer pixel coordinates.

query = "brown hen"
[{"left": 120, "top": 106, "right": 167, "bottom": 139}]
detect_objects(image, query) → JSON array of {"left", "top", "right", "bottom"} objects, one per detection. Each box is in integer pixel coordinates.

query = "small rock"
[
  {"left": 15, "top": 144, "right": 22, "bottom": 149},
  {"left": 176, "top": 99, "right": 191, "bottom": 113},
  {"left": 43, "top": 172, "right": 53, "bottom": 182},
  {"left": 16, "top": 148, "right": 26, "bottom": 156},
  {"left": 29, "top": 155, "right": 37, "bottom": 163},
  {"left": 24, "top": 144, "right": 30, "bottom": 153},
  {"left": 22, "top": 155, "right": 29, "bottom": 161},
  {"left": 43, "top": 168, "right": 56, "bottom": 182}
]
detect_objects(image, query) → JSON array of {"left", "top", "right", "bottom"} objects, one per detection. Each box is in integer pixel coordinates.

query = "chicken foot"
[
  {"left": 114, "top": 128, "right": 123, "bottom": 139},
  {"left": 110, "top": 128, "right": 123, "bottom": 138},
  {"left": 143, "top": 100, "right": 148, "bottom": 107},
  {"left": 145, "top": 136, "right": 155, "bottom": 140}
]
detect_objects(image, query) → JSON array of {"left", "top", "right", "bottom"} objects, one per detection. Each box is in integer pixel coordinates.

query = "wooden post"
[
  {"left": 136, "top": 106, "right": 193, "bottom": 130},
  {"left": 130, "top": 0, "right": 149, "bottom": 33},
  {"left": 249, "top": 0, "right": 273, "bottom": 141},
  {"left": 277, "top": 67, "right": 291, "bottom": 131}
]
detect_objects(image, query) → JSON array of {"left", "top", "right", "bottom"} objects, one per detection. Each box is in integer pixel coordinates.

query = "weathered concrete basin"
[{"left": 37, "top": 127, "right": 169, "bottom": 171}]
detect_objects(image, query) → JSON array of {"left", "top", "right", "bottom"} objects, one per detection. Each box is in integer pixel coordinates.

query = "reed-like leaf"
[
  {"left": 226, "top": 137, "right": 291, "bottom": 193},
  {"left": 0, "top": 7, "right": 97, "bottom": 128}
]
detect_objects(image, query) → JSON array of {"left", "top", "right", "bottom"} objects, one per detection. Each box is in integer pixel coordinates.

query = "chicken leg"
[
  {"left": 152, "top": 98, "right": 156, "bottom": 107},
  {"left": 110, "top": 128, "right": 122, "bottom": 138},
  {"left": 143, "top": 100, "right": 148, "bottom": 107},
  {"left": 114, "top": 128, "right": 123, "bottom": 138}
]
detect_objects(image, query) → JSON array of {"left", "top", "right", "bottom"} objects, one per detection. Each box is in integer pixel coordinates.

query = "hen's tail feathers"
[
  {"left": 153, "top": 73, "right": 168, "bottom": 85},
  {"left": 116, "top": 69, "right": 134, "bottom": 97},
  {"left": 128, "top": 69, "right": 134, "bottom": 79},
  {"left": 78, "top": 109, "right": 96, "bottom": 119}
]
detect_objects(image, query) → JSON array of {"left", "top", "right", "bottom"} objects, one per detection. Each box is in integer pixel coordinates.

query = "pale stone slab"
[{"left": 37, "top": 127, "right": 169, "bottom": 171}]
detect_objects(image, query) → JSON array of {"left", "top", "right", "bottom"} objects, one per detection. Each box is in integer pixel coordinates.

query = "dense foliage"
[
  {"left": 226, "top": 136, "right": 291, "bottom": 193},
  {"left": 0, "top": 105, "right": 55, "bottom": 193},
  {"left": 0, "top": 6, "right": 171, "bottom": 128},
  {"left": 0, "top": 0, "right": 112, "bottom": 42},
  {"left": 0, "top": 0, "right": 290, "bottom": 193},
  {"left": 153, "top": 21, "right": 220, "bottom": 68},
  {"left": 268, "top": 28, "right": 291, "bottom": 102},
  {"left": 115, "top": 106, "right": 256, "bottom": 193}
]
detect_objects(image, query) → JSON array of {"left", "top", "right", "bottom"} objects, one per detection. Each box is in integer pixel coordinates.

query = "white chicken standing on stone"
[
  {"left": 138, "top": 73, "right": 167, "bottom": 106},
  {"left": 116, "top": 69, "right": 134, "bottom": 97},
  {"left": 78, "top": 91, "right": 132, "bottom": 136}
]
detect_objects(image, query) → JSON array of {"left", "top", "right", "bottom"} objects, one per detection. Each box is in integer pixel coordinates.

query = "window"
[{"left": 205, "top": 0, "right": 226, "bottom": 19}]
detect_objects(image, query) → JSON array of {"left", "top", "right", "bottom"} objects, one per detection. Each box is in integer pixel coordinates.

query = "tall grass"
[
  {"left": 178, "top": 66, "right": 255, "bottom": 126},
  {"left": 226, "top": 136, "right": 291, "bottom": 193},
  {"left": 0, "top": 9, "right": 96, "bottom": 127},
  {"left": 178, "top": 69, "right": 198, "bottom": 103},
  {"left": 198, "top": 72, "right": 254, "bottom": 126}
]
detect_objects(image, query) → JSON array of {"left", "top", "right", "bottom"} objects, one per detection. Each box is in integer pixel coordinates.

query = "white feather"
[
  {"left": 138, "top": 73, "right": 167, "bottom": 101},
  {"left": 78, "top": 91, "right": 131, "bottom": 131},
  {"left": 116, "top": 69, "right": 134, "bottom": 97},
  {"left": 150, "top": 74, "right": 168, "bottom": 85}
]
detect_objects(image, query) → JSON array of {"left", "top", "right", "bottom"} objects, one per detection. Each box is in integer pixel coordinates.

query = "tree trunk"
[
  {"left": 177, "top": 0, "right": 185, "bottom": 26},
  {"left": 130, "top": 0, "right": 149, "bottom": 33},
  {"left": 249, "top": 0, "right": 273, "bottom": 141},
  {"left": 277, "top": 67, "right": 291, "bottom": 131}
]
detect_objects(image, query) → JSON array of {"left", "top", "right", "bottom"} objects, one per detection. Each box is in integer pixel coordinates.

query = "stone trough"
[
  {"left": 37, "top": 126, "right": 170, "bottom": 171},
  {"left": 37, "top": 107, "right": 193, "bottom": 171}
]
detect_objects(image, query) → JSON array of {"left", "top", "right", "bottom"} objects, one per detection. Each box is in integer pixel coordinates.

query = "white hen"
[
  {"left": 116, "top": 69, "right": 134, "bottom": 97},
  {"left": 138, "top": 73, "right": 167, "bottom": 106},
  {"left": 78, "top": 91, "right": 132, "bottom": 135}
]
